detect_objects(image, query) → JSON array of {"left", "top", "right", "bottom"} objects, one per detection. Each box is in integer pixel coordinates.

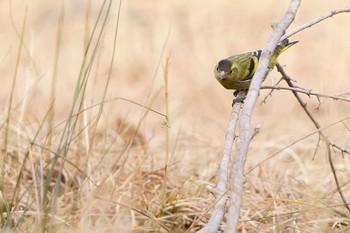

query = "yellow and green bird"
[{"left": 214, "top": 39, "right": 298, "bottom": 90}]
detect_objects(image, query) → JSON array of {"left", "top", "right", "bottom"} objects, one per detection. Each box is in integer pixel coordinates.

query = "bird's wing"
[{"left": 236, "top": 50, "right": 261, "bottom": 82}]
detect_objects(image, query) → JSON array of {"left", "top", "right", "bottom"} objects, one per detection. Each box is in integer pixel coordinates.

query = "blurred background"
[
  {"left": 1, "top": 0, "right": 350, "bottom": 142},
  {"left": 1, "top": 0, "right": 350, "bottom": 231}
]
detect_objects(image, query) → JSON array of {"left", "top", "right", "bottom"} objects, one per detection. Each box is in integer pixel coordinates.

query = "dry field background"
[{"left": 1, "top": 0, "right": 350, "bottom": 232}]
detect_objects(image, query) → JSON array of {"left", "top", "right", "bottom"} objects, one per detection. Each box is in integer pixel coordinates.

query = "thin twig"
[
  {"left": 276, "top": 63, "right": 321, "bottom": 128},
  {"left": 260, "top": 77, "right": 284, "bottom": 104},
  {"left": 331, "top": 143, "right": 350, "bottom": 156},
  {"left": 261, "top": 85, "right": 350, "bottom": 103},
  {"left": 276, "top": 62, "right": 350, "bottom": 213},
  {"left": 282, "top": 6, "right": 350, "bottom": 40}
]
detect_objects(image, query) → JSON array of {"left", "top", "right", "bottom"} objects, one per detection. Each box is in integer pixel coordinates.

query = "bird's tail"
[{"left": 269, "top": 39, "right": 298, "bottom": 69}]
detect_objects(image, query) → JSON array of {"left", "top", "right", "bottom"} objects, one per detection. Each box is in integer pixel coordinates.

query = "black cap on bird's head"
[{"left": 216, "top": 59, "right": 232, "bottom": 80}]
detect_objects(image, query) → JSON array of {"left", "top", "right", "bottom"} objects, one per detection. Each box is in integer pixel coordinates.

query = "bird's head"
[{"left": 216, "top": 59, "right": 233, "bottom": 80}]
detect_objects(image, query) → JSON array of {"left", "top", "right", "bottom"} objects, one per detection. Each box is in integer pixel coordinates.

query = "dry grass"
[{"left": 1, "top": 0, "right": 350, "bottom": 232}]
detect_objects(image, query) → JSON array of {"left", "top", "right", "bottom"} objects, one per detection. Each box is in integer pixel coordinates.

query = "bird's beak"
[{"left": 218, "top": 71, "right": 227, "bottom": 80}]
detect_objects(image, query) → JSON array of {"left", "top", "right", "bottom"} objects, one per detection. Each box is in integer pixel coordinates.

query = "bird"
[{"left": 214, "top": 39, "right": 298, "bottom": 90}]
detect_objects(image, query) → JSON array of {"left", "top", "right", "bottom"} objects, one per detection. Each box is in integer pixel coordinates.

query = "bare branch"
[
  {"left": 282, "top": 6, "right": 350, "bottom": 40},
  {"left": 196, "top": 91, "right": 245, "bottom": 233},
  {"left": 276, "top": 63, "right": 321, "bottom": 128},
  {"left": 276, "top": 62, "right": 350, "bottom": 214},
  {"left": 224, "top": 1, "right": 302, "bottom": 232}
]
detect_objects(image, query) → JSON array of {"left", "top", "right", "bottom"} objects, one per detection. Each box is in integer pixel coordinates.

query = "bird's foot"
[{"left": 232, "top": 90, "right": 248, "bottom": 106}]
